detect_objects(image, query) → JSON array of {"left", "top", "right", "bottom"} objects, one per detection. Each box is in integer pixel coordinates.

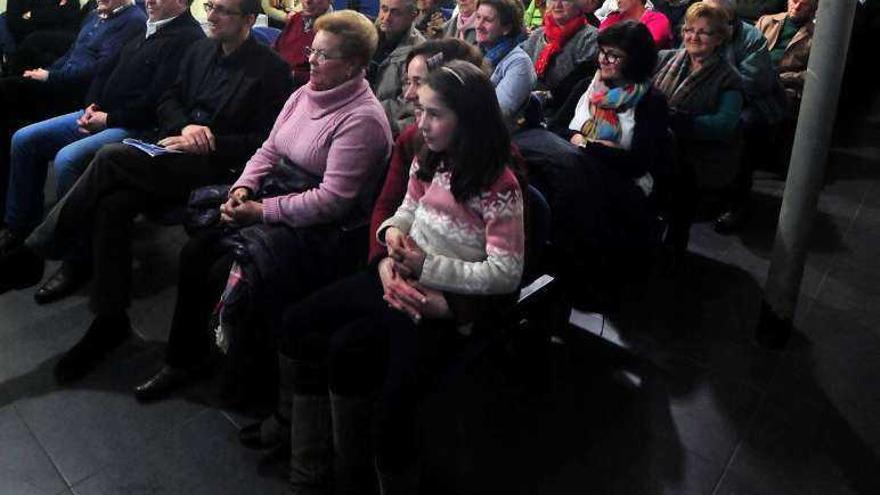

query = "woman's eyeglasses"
[
  {"left": 682, "top": 27, "right": 716, "bottom": 38},
  {"left": 598, "top": 48, "right": 625, "bottom": 66},
  {"left": 303, "top": 47, "right": 346, "bottom": 63},
  {"left": 203, "top": 2, "right": 246, "bottom": 17}
]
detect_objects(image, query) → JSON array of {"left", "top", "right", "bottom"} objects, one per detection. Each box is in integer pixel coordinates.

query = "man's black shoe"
[
  {"left": 34, "top": 262, "right": 88, "bottom": 305},
  {"left": 133, "top": 365, "right": 191, "bottom": 402},
  {"left": 239, "top": 413, "right": 290, "bottom": 450},
  {"left": 713, "top": 206, "right": 749, "bottom": 235},
  {"left": 54, "top": 314, "right": 131, "bottom": 384},
  {"left": 0, "top": 247, "right": 45, "bottom": 294}
]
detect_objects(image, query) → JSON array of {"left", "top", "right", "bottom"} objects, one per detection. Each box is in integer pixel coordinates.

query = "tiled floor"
[{"left": 2, "top": 137, "right": 880, "bottom": 493}]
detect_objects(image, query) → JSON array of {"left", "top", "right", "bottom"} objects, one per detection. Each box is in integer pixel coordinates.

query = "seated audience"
[
  {"left": 756, "top": 0, "right": 816, "bottom": 106},
  {"left": 133, "top": 9, "right": 392, "bottom": 402},
  {"left": 443, "top": 0, "right": 478, "bottom": 43},
  {"left": 273, "top": 0, "right": 332, "bottom": 87},
  {"left": 521, "top": 0, "right": 598, "bottom": 116},
  {"left": 369, "top": 0, "right": 425, "bottom": 134},
  {"left": 0, "top": 0, "right": 294, "bottom": 384},
  {"left": 0, "top": 0, "right": 204, "bottom": 302},
  {"left": 475, "top": 0, "right": 537, "bottom": 122},
  {"left": 653, "top": 1, "right": 742, "bottom": 253},
  {"left": 736, "top": 0, "right": 784, "bottom": 22},
  {"left": 414, "top": 0, "right": 446, "bottom": 38},
  {"left": 704, "top": 0, "right": 784, "bottom": 233},
  {"left": 600, "top": 0, "right": 672, "bottom": 48},
  {"left": 0, "top": 0, "right": 145, "bottom": 218},
  {"left": 276, "top": 59, "right": 524, "bottom": 494},
  {"left": 262, "top": 0, "right": 302, "bottom": 28},
  {"left": 232, "top": 37, "right": 487, "bottom": 473}
]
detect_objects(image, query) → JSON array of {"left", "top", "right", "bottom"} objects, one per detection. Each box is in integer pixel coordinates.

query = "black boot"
[
  {"left": 330, "top": 393, "right": 376, "bottom": 495},
  {"left": 241, "top": 353, "right": 296, "bottom": 450},
  {"left": 289, "top": 393, "right": 333, "bottom": 495},
  {"left": 54, "top": 313, "right": 130, "bottom": 383}
]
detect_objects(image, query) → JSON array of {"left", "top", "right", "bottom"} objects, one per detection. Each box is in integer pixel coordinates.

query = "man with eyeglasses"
[
  {"left": 0, "top": 0, "right": 145, "bottom": 222},
  {"left": 273, "top": 0, "right": 332, "bottom": 87},
  {"left": 0, "top": 0, "right": 294, "bottom": 384},
  {"left": 369, "top": 0, "right": 424, "bottom": 135},
  {"left": 0, "top": 0, "right": 205, "bottom": 304}
]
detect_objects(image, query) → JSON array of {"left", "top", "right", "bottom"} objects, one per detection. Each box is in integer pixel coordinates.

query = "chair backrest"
[
  {"left": 252, "top": 26, "right": 283, "bottom": 46},
  {"left": 333, "top": 0, "right": 380, "bottom": 18},
  {"left": 522, "top": 184, "right": 551, "bottom": 285}
]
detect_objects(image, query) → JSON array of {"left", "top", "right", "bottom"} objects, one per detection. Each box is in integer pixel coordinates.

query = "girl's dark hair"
[
  {"left": 406, "top": 38, "right": 492, "bottom": 76},
  {"left": 597, "top": 20, "right": 657, "bottom": 83},
  {"left": 416, "top": 60, "right": 511, "bottom": 201}
]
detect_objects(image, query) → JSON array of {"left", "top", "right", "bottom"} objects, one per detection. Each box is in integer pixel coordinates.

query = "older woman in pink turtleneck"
[{"left": 134, "top": 10, "right": 393, "bottom": 402}]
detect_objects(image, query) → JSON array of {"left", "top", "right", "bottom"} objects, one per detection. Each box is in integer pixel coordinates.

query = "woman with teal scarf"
[{"left": 474, "top": 0, "right": 536, "bottom": 121}]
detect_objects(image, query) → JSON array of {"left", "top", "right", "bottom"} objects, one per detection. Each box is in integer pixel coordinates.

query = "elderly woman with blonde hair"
[{"left": 652, "top": 1, "right": 743, "bottom": 254}]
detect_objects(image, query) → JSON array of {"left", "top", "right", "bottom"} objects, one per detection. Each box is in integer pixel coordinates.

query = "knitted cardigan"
[{"left": 378, "top": 159, "right": 525, "bottom": 295}]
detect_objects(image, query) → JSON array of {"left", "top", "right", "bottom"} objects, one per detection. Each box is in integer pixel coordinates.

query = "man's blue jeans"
[{"left": 4, "top": 110, "right": 134, "bottom": 233}]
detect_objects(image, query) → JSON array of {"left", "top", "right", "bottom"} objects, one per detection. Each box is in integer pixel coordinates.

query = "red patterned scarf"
[{"left": 535, "top": 14, "right": 586, "bottom": 78}]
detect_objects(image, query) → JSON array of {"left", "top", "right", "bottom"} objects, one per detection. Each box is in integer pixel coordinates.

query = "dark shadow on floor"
[{"left": 733, "top": 190, "right": 845, "bottom": 257}]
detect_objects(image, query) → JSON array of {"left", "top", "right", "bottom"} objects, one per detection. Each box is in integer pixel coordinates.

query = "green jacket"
[{"left": 524, "top": 0, "right": 544, "bottom": 31}]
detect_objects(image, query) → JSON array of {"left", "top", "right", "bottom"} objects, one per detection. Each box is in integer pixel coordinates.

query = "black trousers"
[
  {"left": 280, "top": 268, "right": 465, "bottom": 474},
  {"left": 44, "top": 143, "right": 232, "bottom": 315},
  {"left": 164, "top": 230, "right": 234, "bottom": 368}
]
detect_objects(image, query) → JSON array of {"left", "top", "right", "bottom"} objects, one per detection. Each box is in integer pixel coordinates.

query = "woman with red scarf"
[{"left": 521, "top": 0, "right": 599, "bottom": 115}]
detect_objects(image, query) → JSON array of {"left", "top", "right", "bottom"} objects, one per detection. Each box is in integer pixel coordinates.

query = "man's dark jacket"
[
  {"left": 87, "top": 10, "right": 206, "bottom": 130},
  {"left": 156, "top": 35, "right": 294, "bottom": 173}
]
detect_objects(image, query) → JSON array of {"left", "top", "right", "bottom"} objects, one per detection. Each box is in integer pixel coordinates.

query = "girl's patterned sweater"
[{"left": 379, "top": 159, "right": 525, "bottom": 295}]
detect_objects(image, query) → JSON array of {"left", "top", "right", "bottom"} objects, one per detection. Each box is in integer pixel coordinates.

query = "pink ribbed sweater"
[{"left": 232, "top": 73, "right": 393, "bottom": 227}]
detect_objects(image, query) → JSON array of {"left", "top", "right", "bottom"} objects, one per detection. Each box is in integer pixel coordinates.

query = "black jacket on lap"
[
  {"left": 87, "top": 11, "right": 206, "bottom": 130},
  {"left": 156, "top": 35, "right": 295, "bottom": 173}
]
